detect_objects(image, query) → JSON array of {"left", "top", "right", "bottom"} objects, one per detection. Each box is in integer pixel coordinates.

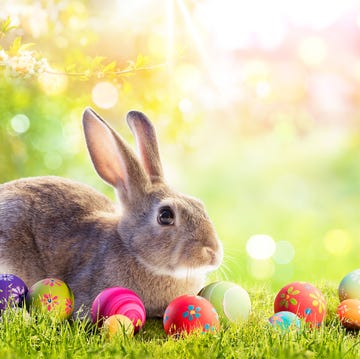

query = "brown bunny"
[{"left": 0, "top": 108, "right": 223, "bottom": 317}]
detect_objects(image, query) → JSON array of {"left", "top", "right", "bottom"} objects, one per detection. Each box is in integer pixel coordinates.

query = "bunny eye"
[{"left": 157, "top": 206, "right": 175, "bottom": 226}]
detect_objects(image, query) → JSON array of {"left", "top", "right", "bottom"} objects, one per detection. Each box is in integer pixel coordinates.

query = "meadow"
[{"left": 0, "top": 284, "right": 359, "bottom": 359}]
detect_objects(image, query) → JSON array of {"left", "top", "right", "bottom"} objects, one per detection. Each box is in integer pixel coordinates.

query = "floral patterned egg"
[
  {"left": 338, "top": 269, "right": 360, "bottom": 302},
  {"left": 198, "top": 281, "right": 251, "bottom": 322},
  {"left": 337, "top": 299, "right": 360, "bottom": 329},
  {"left": 269, "top": 311, "right": 301, "bottom": 331},
  {"left": 91, "top": 287, "right": 146, "bottom": 333},
  {"left": 0, "top": 274, "right": 28, "bottom": 311},
  {"left": 163, "top": 295, "right": 220, "bottom": 336},
  {"left": 274, "top": 282, "right": 326, "bottom": 327},
  {"left": 26, "top": 278, "right": 74, "bottom": 320}
]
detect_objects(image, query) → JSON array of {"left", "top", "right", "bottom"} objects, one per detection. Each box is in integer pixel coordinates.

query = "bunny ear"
[
  {"left": 126, "top": 111, "right": 164, "bottom": 184},
  {"left": 82, "top": 108, "right": 150, "bottom": 203}
]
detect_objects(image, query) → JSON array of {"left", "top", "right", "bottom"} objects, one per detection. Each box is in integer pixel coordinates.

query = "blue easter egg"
[
  {"left": 339, "top": 269, "right": 360, "bottom": 302},
  {"left": 269, "top": 311, "right": 301, "bottom": 331}
]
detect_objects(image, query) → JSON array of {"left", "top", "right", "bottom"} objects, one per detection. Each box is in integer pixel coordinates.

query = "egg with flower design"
[
  {"left": 274, "top": 282, "right": 326, "bottom": 327},
  {"left": 0, "top": 274, "right": 28, "bottom": 311},
  {"left": 163, "top": 295, "right": 220, "bottom": 336},
  {"left": 26, "top": 278, "right": 74, "bottom": 320}
]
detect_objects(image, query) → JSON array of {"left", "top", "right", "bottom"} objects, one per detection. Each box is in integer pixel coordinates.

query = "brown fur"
[{"left": 0, "top": 109, "right": 223, "bottom": 317}]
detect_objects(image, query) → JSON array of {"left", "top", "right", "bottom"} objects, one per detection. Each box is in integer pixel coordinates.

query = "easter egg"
[
  {"left": 198, "top": 281, "right": 251, "bottom": 322},
  {"left": 102, "top": 314, "right": 134, "bottom": 339},
  {"left": 26, "top": 278, "right": 74, "bottom": 320},
  {"left": 338, "top": 269, "right": 360, "bottom": 302},
  {"left": 337, "top": 299, "right": 360, "bottom": 329},
  {"left": 163, "top": 295, "right": 220, "bottom": 336},
  {"left": 91, "top": 287, "right": 146, "bottom": 333},
  {"left": 274, "top": 282, "right": 326, "bottom": 327},
  {"left": 0, "top": 274, "right": 28, "bottom": 311},
  {"left": 269, "top": 311, "right": 301, "bottom": 331}
]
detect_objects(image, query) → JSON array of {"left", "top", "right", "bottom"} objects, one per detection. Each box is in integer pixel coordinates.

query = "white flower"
[
  {"left": 4, "top": 50, "right": 50, "bottom": 78},
  {"left": 0, "top": 274, "right": 14, "bottom": 281},
  {"left": 11, "top": 286, "right": 25, "bottom": 303},
  {"left": 36, "top": 57, "right": 50, "bottom": 73}
]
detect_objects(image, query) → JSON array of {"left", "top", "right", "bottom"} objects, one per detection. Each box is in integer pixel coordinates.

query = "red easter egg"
[
  {"left": 337, "top": 299, "right": 360, "bottom": 329},
  {"left": 274, "top": 282, "right": 326, "bottom": 327},
  {"left": 163, "top": 295, "right": 220, "bottom": 336},
  {"left": 91, "top": 287, "right": 146, "bottom": 333}
]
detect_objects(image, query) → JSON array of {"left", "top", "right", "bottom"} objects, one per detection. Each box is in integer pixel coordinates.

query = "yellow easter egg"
[{"left": 103, "top": 314, "right": 134, "bottom": 339}]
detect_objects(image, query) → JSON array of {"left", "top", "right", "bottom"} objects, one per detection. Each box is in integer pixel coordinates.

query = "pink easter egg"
[{"left": 91, "top": 287, "right": 146, "bottom": 332}]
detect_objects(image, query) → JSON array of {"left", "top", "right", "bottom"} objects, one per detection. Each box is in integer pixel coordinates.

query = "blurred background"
[{"left": 1, "top": 0, "right": 360, "bottom": 290}]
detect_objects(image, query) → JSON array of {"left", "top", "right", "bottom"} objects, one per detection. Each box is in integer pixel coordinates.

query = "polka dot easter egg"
[
  {"left": 269, "top": 311, "right": 301, "bottom": 332},
  {"left": 0, "top": 274, "right": 28, "bottom": 311},
  {"left": 26, "top": 278, "right": 74, "bottom": 320},
  {"left": 198, "top": 281, "right": 251, "bottom": 322},
  {"left": 91, "top": 287, "right": 146, "bottom": 333},
  {"left": 338, "top": 269, "right": 360, "bottom": 302},
  {"left": 163, "top": 295, "right": 220, "bottom": 336},
  {"left": 274, "top": 282, "right": 326, "bottom": 327},
  {"left": 337, "top": 299, "right": 360, "bottom": 329}
]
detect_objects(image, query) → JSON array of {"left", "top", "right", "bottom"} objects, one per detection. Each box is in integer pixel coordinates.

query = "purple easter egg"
[
  {"left": 0, "top": 274, "right": 28, "bottom": 311},
  {"left": 91, "top": 287, "right": 146, "bottom": 332}
]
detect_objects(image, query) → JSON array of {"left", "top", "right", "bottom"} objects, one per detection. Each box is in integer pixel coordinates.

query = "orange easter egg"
[{"left": 337, "top": 299, "right": 360, "bottom": 329}]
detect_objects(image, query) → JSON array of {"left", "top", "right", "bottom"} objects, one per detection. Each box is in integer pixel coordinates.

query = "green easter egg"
[
  {"left": 26, "top": 278, "right": 74, "bottom": 320},
  {"left": 199, "top": 281, "right": 251, "bottom": 322},
  {"left": 339, "top": 269, "right": 360, "bottom": 301}
]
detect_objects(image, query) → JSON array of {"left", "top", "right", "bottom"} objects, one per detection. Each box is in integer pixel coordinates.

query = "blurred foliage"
[{"left": 1, "top": 0, "right": 360, "bottom": 288}]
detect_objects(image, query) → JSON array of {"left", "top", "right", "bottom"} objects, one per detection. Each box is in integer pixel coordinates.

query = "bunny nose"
[{"left": 204, "top": 243, "right": 223, "bottom": 268}]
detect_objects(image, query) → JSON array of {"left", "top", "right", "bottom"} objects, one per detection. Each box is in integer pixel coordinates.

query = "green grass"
[{"left": 0, "top": 283, "right": 359, "bottom": 358}]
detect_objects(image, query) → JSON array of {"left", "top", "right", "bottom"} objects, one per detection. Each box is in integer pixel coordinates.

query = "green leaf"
[
  {"left": 89, "top": 56, "right": 107, "bottom": 70},
  {"left": 0, "top": 16, "right": 17, "bottom": 37},
  {"left": 134, "top": 54, "right": 149, "bottom": 68},
  {"left": 19, "top": 43, "right": 35, "bottom": 52},
  {"left": 103, "top": 60, "right": 117, "bottom": 73},
  {"left": 290, "top": 298, "right": 298, "bottom": 305},
  {"left": 9, "top": 36, "right": 22, "bottom": 56}
]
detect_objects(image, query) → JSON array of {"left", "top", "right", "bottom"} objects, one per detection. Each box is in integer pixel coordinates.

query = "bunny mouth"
[
  {"left": 135, "top": 252, "right": 222, "bottom": 280},
  {"left": 168, "top": 244, "right": 223, "bottom": 279}
]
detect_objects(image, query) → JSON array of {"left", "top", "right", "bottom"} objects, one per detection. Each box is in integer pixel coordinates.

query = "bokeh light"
[
  {"left": 44, "top": 152, "right": 63, "bottom": 170},
  {"left": 246, "top": 234, "right": 276, "bottom": 260},
  {"left": 323, "top": 229, "right": 352, "bottom": 257},
  {"left": 248, "top": 258, "right": 275, "bottom": 280},
  {"left": 91, "top": 82, "right": 119, "bottom": 109},
  {"left": 298, "top": 36, "right": 328, "bottom": 66},
  {"left": 178, "top": 98, "right": 193, "bottom": 113},
  {"left": 10, "top": 114, "right": 30, "bottom": 134},
  {"left": 174, "top": 64, "right": 201, "bottom": 93},
  {"left": 38, "top": 72, "right": 68, "bottom": 95},
  {"left": 255, "top": 80, "right": 272, "bottom": 100},
  {"left": 273, "top": 241, "right": 296, "bottom": 265}
]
